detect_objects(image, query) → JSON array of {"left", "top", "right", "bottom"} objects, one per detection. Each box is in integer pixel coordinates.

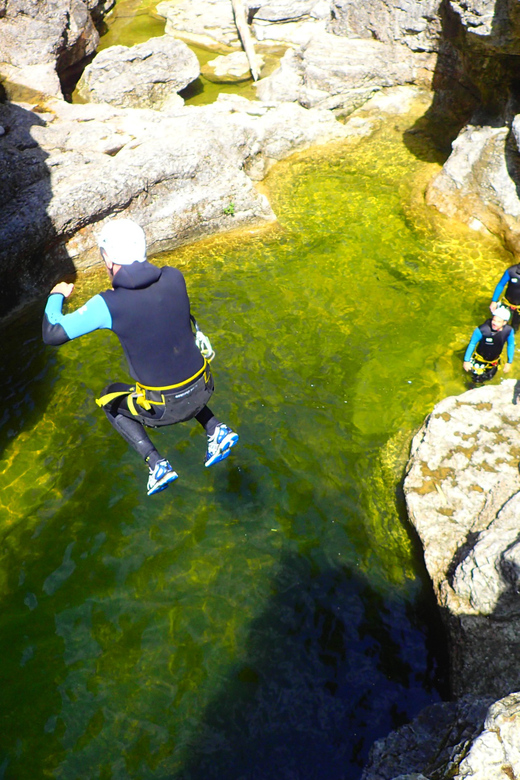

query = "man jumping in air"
[{"left": 42, "top": 218, "right": 238, "bottom": 495}]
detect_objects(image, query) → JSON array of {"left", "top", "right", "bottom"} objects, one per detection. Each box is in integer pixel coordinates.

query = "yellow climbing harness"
[
  {"left": 95, "top": 359, "right": 210, "bottom": 415},
  {"left": 471, "top": 352, "right": 501, "bottom": 374},
  {"left": 502, "top": 295, "right": 520, "bottom": 311}
]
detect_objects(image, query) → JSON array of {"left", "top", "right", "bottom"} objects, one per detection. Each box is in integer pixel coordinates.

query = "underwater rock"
[
  {"left": 0, "top": 0, "right": 112, "bottom": 101},
  {"left": 255, "top": 31, "right": 434, "bottom": 112},
  {"left": 76, "top": 36, "right": 199, "bottom": 109},
  {"left": 404, "top": 380, "right": 520, "bottom": 698}
]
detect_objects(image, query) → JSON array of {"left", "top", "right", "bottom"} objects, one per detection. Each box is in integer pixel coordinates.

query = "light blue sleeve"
[
  {"left": 464, "top": 328, "right": 482, "bottom": 361},
  {"left": 507, "top": 329, "right": 515, "bottom": 363},
  {"left": 44, "top": 293, "right": 112, "bottom": 339},
  {"left": 492, "top": 270, "right": 510, "bottom": 302}
]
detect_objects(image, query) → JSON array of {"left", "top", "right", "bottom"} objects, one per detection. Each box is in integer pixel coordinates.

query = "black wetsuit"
[{"left": 43, "top": 261, "right": 217, "bottom": 466}]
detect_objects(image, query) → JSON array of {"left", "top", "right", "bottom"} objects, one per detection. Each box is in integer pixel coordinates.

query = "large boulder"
[
  {"left": 249, "top": 0, "right": 331, "bottom": 45},
  {"left": 156, "top": 0, "right": 329, "bottom": 49},
  {"left": 0, "top": 0, "right": 113, "bottom": 101},
  {"left": 361, "top": 696, "right": 494, "bottom": 779},
  {"left": 426, "top": 120, "right": 520, "bottom": 252},
  {"left": 255, "top": 32, "right": 435, "bottom": 112},
  {"left": 76, "top": 36, "right": 200, "bottom": 109},
  {"left": 404, "top": 380, "right": 520, "bottom": 698}
]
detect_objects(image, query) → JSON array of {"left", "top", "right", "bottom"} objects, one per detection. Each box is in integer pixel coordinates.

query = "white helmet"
[
  {"left": 494, "top": 305, "right": 511, "bottom": 322},
  {"left": 98, "top": 218, "right": 147, "bottom": 265}
]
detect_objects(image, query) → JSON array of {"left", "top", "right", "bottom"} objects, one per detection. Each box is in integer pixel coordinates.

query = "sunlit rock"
[
  {"left": 255, "top": 32, "right": 435, "bottom": 112},
  {"left": 426, "top": 122, "right": 520, "bottom": 255},
  {"left": 404, "top": 380, "right": 520, "bottom": 698},
  {"left": 76, "top": 36, "right": 200, "bottom": 109},
  {"left": 328, "top": 0, "right": 443, "bottom": 52},
  {"left": 201, "top": 51, "right": 265, "bottom": 83},
  {"left": 0, "top": 92, "right": 353, "bottom": 314},
  {"left": 0, "top": 0, "right": 112, "bottom": 100},
  {"left": 156, "top": 0, "right": 241, "bottom": 50}
]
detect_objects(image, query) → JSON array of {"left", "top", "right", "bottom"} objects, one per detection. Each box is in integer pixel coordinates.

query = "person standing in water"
[
  {"left": 490, "top": 262, "right": 520, "bottom": 330},
  {"left": 42, "top": 218, "right": 239, "bottom": 496},
  {"left": 463, "top": 305, "right": 515, "bottom": 383}
]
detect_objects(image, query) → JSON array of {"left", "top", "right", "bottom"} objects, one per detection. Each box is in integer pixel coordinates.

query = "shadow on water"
[{"left": 169, "top": 552, "right": 448, "bottom": 780}]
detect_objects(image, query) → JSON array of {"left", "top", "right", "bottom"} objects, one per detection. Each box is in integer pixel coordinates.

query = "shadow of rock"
[{"left": 165, "top": 552, "right": 447, "bottom": 780}]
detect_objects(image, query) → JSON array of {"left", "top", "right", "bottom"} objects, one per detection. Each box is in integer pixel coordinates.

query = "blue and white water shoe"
[
  {"left": 205, "top": 424, "right": 239, "bottom": 468},
  {"left": 147, "top": 459, "right": 178, "bottom": 496}
]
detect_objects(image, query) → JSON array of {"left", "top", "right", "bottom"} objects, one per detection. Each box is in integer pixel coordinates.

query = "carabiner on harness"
[{"left": 190, "top": 315, "right": 215, "bottom": 362}]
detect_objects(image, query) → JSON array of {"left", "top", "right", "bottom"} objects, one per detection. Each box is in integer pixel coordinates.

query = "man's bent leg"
[
  {"left": 100, "top": 383, "right": 178, "bottom": 495},
  {"left": 195, "top": 406, "right": 219, "bottom": 436},
  {"left": 105, "top": 409, "right": 160, "bottom": 467}
]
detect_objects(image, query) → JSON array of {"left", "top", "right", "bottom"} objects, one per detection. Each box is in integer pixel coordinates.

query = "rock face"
[
  {"left": 255, "top": 32, "right": 435, "bottom": 111},
  {"left": 422, "top": 0, "right": 520, "bottom": 246},
  {"left": 156, "top": 0, "right": 330, "bottom": 49},
  {"left": 76, "top": 36, "right": 200, "bottom": 109},
  {"left": 365, "top": 380, "right": 520, "bottom": 779},
  {"left": 0, "top": 0, "right": 113, "bottom": 101},
  {"left": 0, "top": 92, "right": 351, "bottom": 316},
  {"left": 328, "top": 0, "right": 443, "bottom": 53},
  {"left": 404, "top": 380, "right": 520, "bottom": 699},
  {"left": 362, "top": 693, "right": 520, "bottom": 780},
  {"left": 426, "top": 121, "right": 520, "bottom": 251}
]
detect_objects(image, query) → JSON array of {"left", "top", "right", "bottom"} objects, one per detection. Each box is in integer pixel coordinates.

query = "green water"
[{"left": 0, "top": 109, "right": 513, "bottom": 779}]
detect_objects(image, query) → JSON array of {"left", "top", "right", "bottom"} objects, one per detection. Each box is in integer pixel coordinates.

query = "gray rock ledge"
[{"left": 405, "top": 379, "right": 520, "bottom": 699}]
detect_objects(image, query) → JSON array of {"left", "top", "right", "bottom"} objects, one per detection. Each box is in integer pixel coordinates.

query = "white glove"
[{"left": 195, "top": 329, "right": 215, "bottom": 361}]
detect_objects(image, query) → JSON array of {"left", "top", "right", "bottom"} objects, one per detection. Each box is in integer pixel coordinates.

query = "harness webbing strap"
[
  {"left": 95, "top": 360, "right": 209, "bottom": 415},
  {"left": 503, "top": 296, "right": 520, "bottom": 311},
  {"left": 473, "top": 352, "right": 501, "bottom": 368}
]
